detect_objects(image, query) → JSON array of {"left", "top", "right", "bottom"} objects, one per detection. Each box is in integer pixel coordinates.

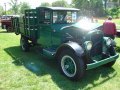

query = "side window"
[
  {"left": 72, "top": 12, "right": 77, "bottom": 23},
  {"left": 53, "top": 12, "right": 58, "bottom": 23},
  {"left": 39, "top": 10, "right": 51, "bottom": 24},
  {"left": 44, "top": 11, "right": 51, "bottom": 24},
  {"left": 66, "top": 12, "right": 72, "bottom": 23},
  {"left": 53, "top": 11, "right": 67, "bottom": 24},
  {"left": 45, "top": 11, "right": 50, "bottom": 20},
  {"left": 53, "top": 11, "right": 77, "bottom": 24}
]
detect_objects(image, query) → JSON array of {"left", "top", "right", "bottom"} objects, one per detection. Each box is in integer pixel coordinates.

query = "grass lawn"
[{"left": 0, "top": 29, "right": 120, "bottom": 90}]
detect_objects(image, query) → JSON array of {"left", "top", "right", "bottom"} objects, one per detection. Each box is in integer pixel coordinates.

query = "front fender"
[{"left": 55, "top": 41, "right": 84, "bottom": 58}]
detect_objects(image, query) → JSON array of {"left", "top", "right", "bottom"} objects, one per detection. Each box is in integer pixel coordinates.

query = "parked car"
[
  {"left": 1, "top": 15, "right": 19, "bottom": 32},
  {"left": 12, "top": 7, "right": 119, "bottom": 81}
]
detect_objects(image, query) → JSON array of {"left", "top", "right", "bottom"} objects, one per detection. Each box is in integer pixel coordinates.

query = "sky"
[{"left": 0, "top": 0, "right": 72, "bottom": 10}]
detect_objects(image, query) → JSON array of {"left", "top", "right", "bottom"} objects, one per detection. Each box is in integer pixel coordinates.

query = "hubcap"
[{"left": 61, "top": 55, "right": 77, "bottom": 77}]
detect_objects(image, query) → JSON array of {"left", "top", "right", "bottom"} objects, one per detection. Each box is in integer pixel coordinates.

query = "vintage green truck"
[{"left": 12, "top": 7, "right": 119, "bottom": 81}]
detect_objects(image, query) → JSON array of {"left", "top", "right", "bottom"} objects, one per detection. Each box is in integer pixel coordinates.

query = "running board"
[{"left": 42, "top": 48, "right": 56, "bottom": 59}]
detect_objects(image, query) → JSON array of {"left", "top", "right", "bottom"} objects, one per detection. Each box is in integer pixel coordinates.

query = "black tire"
[
  {"left": 20, "top": 36, "right": 29, "bottom": 52},
  {"left": 104, "top": 46, "right": 116, "bottom": 67},
  {"left": 58, "top": 49, "right": 85, "bottom": 81}
]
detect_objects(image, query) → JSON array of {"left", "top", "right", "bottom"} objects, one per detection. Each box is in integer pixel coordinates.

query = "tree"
[
  {"left": 6, "top": 9, "right": 13, "bottom": 15},
  {"left": 52, "top": 0, "right": 69, "bottom": 7},
  {"left": 72, "top": 0, "right": 104, "bottom": 17},
  {"left": 93, "top": 0, "right": 104, "bottom": 16},
  {"left": 0, "top": 5, "right": 4, "bottom": 15},
  {"left": 107, "top": 7, "right": 120, "bottom": 18},
  {"left": 112, "top": 0, "right": 120, "bottom": 6},
  {"left": 9, "top": 0, "right": 20, "bottom": 14},
  {"left": 40, "top": 2, "right": 51, "bottom": 7},
  {"left": 103, "top": 0, "right": 108, "bottom": 11},
  {"left": 20, "top": 2, "right": 31, "bottom": 14}
]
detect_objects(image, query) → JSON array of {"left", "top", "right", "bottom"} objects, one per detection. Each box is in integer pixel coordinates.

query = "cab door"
[{"left": 37, "top": 9, "right": 52, "bottom": 47}]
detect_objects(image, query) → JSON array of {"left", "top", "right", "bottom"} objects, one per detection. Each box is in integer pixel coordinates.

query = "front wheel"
[
  {"left": 58, "top": 49, "right": 85, "bottom": 81},
  {"left": 20, "top": 36, "right": 29, "bottom": 52}
]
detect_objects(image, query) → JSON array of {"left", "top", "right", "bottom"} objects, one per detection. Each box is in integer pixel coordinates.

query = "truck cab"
[
  {"left": 12, "top": 7, "right": 119, "bottom": 81},
  {"left": 36, "top": 7, "right": 79, "bottom": 47}
]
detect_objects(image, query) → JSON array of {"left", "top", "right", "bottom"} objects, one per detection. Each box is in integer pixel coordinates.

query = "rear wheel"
[
  {"left": 103, "top": 46, "right": 116, "bottom": 67},
  {"left": 58, "top": 49, "right": 85, "bottom": 81},
  {"left": 20, "top": 36, "right": 29, "bottom": 52}
]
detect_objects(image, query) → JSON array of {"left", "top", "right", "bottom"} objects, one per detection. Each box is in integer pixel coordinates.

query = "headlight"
[
  {"left": 84, "top": 41, "right": 92, "bottom": 51},
  {"left": 106, "top": 38, "right": 112, "bottom": 46}
]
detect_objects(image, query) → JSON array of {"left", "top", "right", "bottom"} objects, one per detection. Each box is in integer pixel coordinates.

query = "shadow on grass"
[{"left": 4, "top": 46, "right": 117, "bottom": 90}]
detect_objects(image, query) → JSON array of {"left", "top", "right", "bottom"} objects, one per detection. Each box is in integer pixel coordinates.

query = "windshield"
[{"left": 53, "top": 11, "right": 77, "bottom": 24}]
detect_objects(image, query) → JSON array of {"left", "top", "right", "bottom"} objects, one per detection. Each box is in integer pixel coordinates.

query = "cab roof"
[{"left": 37, "top": 7, "right": 79, "bottom": 11}]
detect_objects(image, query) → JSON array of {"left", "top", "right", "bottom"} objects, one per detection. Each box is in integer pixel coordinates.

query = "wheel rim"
[{"left": 61, "top": 55, "right": 77, "bottom": 77}]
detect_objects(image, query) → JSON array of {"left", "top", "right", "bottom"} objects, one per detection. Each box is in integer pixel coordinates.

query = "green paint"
[{"left": 87, "top": 54, "right": 119, "bottom": 70}]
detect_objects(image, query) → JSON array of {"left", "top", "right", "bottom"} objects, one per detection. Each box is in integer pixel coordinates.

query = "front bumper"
[{"left": 86, "top": 53, "right": 119, "bottom": 70}]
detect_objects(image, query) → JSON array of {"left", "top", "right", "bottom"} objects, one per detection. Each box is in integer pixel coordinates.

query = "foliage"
[
  {"left": 9, "top": 0, "right": 20, "bottom": 14},
  {"left": 40, "top": 2, "right": 51, "bottom": 7},
  {"left": 72, "top": 0, "right": 104, "bottom": 17},
  {"left": 6, "top": 9, "right": 14, "bottom": 15},
  {"left": 106, "top": 7, "right": 120, "bottom": 18},
  {"left": 93, "top": 0, "right": 105, "bottom": 17},
  {"left": 103, "top": 0, "right": 108, "bottom": 10},
  {"left": 52, "top": 0, "right": 69, "bottom": 7},
  {"left": 0, "top": 5, "right": 4, "bottom": 15},
  {"left": 112, "top": 0, "right": 120, "bottom": 6},
  {"left": 20, "top": 2, "right": 31, "bottom": 14}
]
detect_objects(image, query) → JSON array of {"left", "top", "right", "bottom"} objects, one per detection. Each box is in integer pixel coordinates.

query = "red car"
[{"left": 1, "top": 15, "right": 19, "bottom": 32}]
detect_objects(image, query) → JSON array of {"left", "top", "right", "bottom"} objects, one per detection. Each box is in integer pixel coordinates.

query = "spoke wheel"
[
  {"left": 58, "top": 49, "right": 85, "bottom": 81},
  {"left": 61, "top": 55, "right": 77, "bottom": 77}
]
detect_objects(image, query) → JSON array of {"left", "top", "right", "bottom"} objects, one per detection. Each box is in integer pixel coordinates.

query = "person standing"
[{"left": 103, "top": 16, "right": 117, "bottom": 39}]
